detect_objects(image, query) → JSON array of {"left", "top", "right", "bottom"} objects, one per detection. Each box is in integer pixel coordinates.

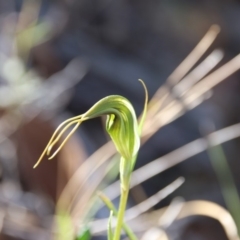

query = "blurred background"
[{"left": 0, "top": 0, "right": 240, "bottom": 239}]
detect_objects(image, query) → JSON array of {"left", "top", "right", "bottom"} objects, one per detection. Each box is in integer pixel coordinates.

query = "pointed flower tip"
[{"left": 33, "top": 116, "right": 83, "bottom": 167}]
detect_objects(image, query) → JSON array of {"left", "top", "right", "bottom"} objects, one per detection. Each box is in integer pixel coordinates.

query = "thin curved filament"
[{"left": 33, "top": 115, "right": 83, "bottom": 168}]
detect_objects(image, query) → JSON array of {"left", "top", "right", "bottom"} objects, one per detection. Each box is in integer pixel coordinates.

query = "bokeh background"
[{"left": 0, "top": 0, "right": 240, "bottom": 239}]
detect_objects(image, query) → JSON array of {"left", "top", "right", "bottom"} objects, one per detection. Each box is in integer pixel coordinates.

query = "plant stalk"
[
  {"left": 208, "top": 145, "right": 240, "bottom": 233},
  {"left": 98, "top": 192, "right": 138, "bottom": 240},
  {"left": 113, "top": 180, "right": 130, "bottom": 240},
  {"left": 113, "top": 157, "right": 132, "bottom": 240}
]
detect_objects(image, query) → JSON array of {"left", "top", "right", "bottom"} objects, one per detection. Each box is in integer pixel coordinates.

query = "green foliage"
[
  {"left": 56, "top": 210, "right": 75, "bottom": 240},
  {"left": 76, "top": 225, "right": 91, "bottom": 240},
  {"left": 208, "top": 145, "right": 240, "bottom": 233},
  {"left": 98, "top": 192, "right": 138, "bottom": 240},
  {"left": 108, "top": 211, "right": 114, "bottom": 240}
]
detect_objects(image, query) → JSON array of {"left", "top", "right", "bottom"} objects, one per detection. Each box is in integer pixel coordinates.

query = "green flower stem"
[
  {"left": 98, "top": 192, "right": 137, "bottom": 240},
  {"left": 207, "top": 145, "right": 240, "bottom": 232},
  {"left": 108, "top": 211, "right": 114, "bottom": 240},
  {"left": 114, "top": 179, "right": 130, "bottom": 240},
  {"left": 113, "top": 157, "right": 132, "bottom": 240}
]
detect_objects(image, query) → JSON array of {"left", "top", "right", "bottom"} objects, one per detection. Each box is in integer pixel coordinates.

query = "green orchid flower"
[
  {"left": 34, "top": 80, "right": 147, "bottom": 168},
  {"left": 34, "top": 80, "right": 148, "bottom": 240}
]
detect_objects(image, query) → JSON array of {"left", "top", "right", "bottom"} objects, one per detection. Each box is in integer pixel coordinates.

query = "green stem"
[
  {"left": 113, "top": 157, "right": 131, "bottom": 240},
  {"left": 98, "top": 192, "right": 138, "bottom": 240},
  {"left": 113, "top": 181, "right": 130, "bottom": 240},
  {"left": 208, "top": 145, "right": 240, "bottom": 232}
]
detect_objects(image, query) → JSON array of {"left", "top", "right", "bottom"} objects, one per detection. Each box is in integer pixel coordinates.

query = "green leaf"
[
  {"left": 98, "top": 192, "right": 138, "bottom": 240},
  {"left": 108, "top": 211, "right": 114, "bottom": 240},
  {"left": 76, "top": 225, "right": 91, "bottom": 240},
  {"left": 56, "top": 210, "right": 75, "bottom": 240}
]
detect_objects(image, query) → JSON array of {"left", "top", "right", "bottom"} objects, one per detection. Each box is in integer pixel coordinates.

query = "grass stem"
[{"left": 208, "top": 145, "right": 240, "bottom": 233}]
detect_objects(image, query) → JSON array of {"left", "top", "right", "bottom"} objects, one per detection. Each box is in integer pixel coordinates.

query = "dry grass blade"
[
  {"left": 70, "top": 159, "right": 118, "bottom": 224},
  {"left": 167, "top": 25, "right": 220, "bottom": 86},
  {"left": 143, "top": 49, "right": 240, "bottom": 141},
  {"left": 147, "top": 24, "right": 220, "bottom": 118},
  {"left": 184, "top": 54, "right": 240, "bottom": 104},
  {"left": 176, "top": 201, "right": 240, "bottom": 240},
  {"left": 141, "top": 228, "right": 169, "bottom": 240},
  {"left": 142, "top": 48, "right": 224, "bottom": 140},
  {"left": 57, "top": 141, "right": 115, "bottom": 209},
  {"left": 124, "top": 177, "right": 184, "bottom": 221},
  {"left": 142, "top": 91, "right": 211, "bottom": 139},
  {"left": 158, "top": 197, "right": 185, "bottom": 227},
  {"left": 124, "top": 200, "right": 240, "bottom": 240},
  {"left": 130, "top": 200, "right": 239, "bottom": 240},
  {"left": 90, "top": 177, "right": 184, "bottom": 234},
  {"left": 174, "top": 49, "right": 223, "bottom": 95},
  {"left": 104, "top": 123, "right": 240, "bottom": 201},
  {"left": 91, "top": 198, "right": 240, "bottom": 239}
]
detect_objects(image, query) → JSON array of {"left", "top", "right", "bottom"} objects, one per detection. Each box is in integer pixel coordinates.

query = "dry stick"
[
  {"left": 104, "top": 123, "right": 240, "bottom": 201},
  {"left": 90, "top": 177, "right": 184, "bottom": 234}
]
